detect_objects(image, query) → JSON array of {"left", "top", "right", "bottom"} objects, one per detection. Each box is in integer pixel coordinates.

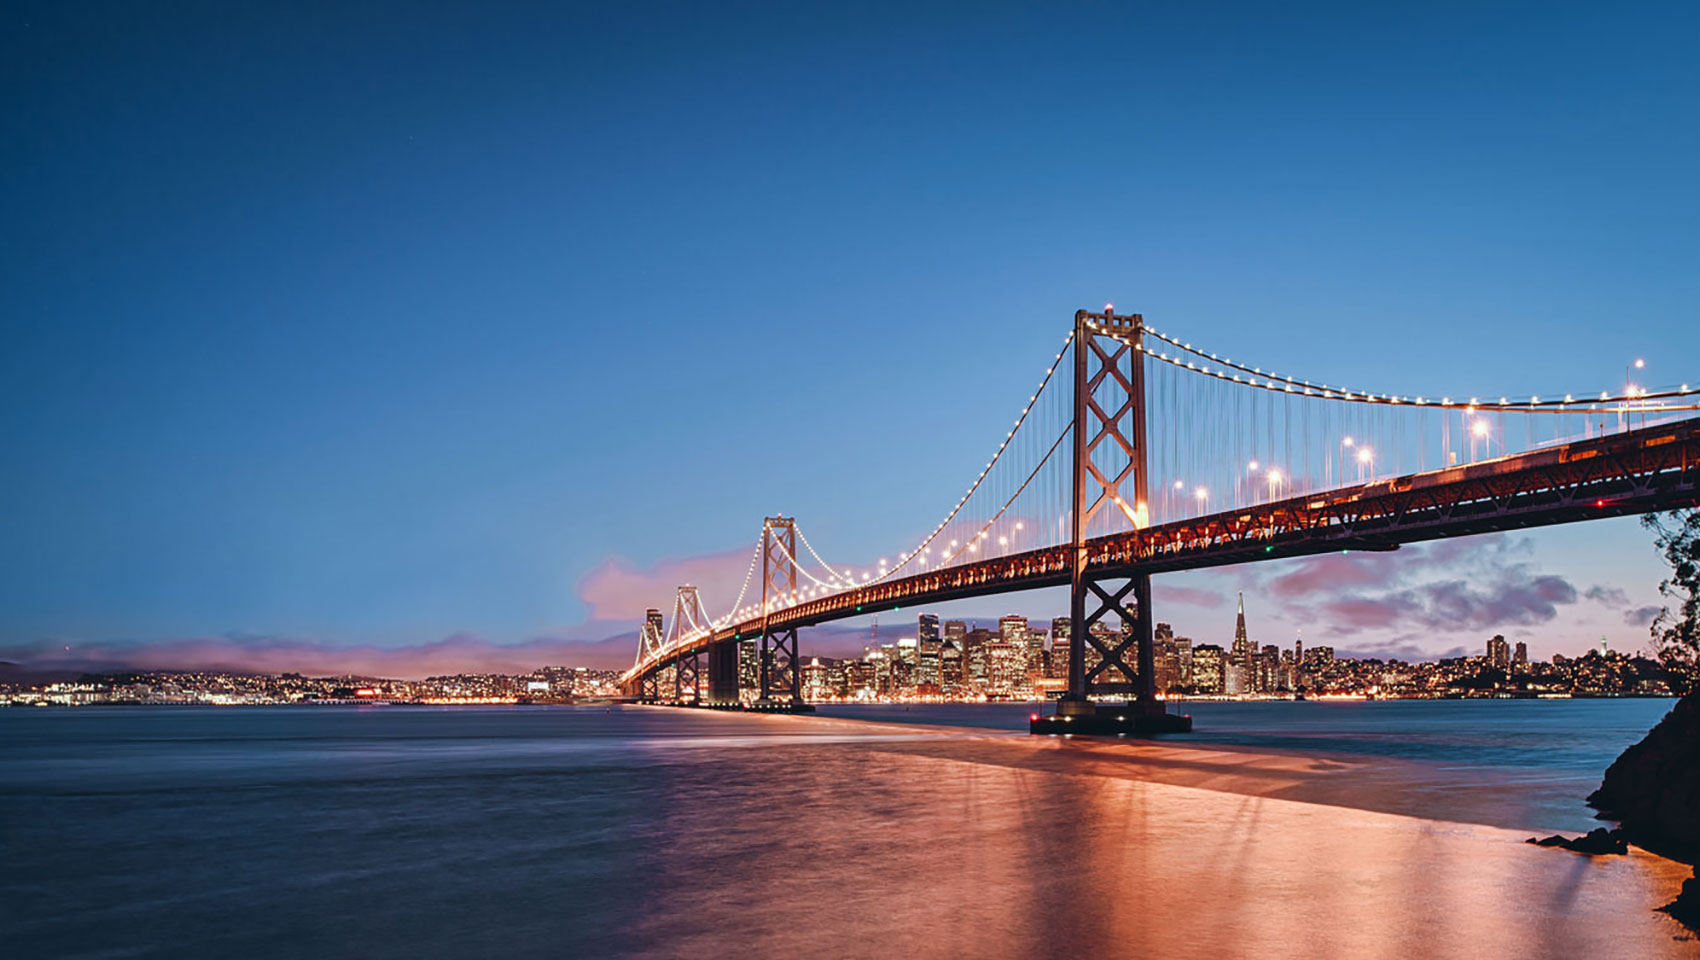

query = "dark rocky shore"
[{"left": 1586, "top": 691, "right": 1700, "bottom": 928}]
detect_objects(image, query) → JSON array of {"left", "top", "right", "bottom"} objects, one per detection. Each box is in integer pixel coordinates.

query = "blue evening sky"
[{"left": 2, "top": 2, "right": 1696, "bottom": 670}]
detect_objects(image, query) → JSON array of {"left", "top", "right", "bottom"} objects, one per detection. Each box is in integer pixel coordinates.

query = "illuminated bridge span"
[{"left": 622, "top": 309, "right": 1700, "bottom": 728}]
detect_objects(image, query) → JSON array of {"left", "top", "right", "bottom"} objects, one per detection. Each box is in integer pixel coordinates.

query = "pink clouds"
[
  {"left": 575, "top": 546, "right": 757, "bottom": 621},
  {"left": 1320, "top": 596, "right": 1406, "bottom": 630},
  {"left": 1268, "top": 552, "right": 1402, "bottom": 597},
  {"left": 1623, "top": 605, "right": 1662, "bottom": 627},
  {"left": 1585, "top": 586, "right": 1631, "bottom": 607},
  {"left": 1235, "top": 535, "right": 1637, "bottom": 639},
  {"left": 1315, "top": 573, "right": 1579, "bottom": 636},
  {"left": 1153, "top": 585, "right": 1225, "bottom": 608}
]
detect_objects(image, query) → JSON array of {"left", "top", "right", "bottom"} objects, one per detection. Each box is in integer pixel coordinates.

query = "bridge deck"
[{"left": 627, "top": 417, "right": 1700, "bottom": 684}]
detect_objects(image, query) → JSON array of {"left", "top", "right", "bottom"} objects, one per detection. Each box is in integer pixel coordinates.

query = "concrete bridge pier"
[{"left": 707, "top": 638, "right": 740, "bottom": 706}]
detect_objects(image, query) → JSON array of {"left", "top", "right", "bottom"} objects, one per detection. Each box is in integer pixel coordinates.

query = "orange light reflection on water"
[{"left": 627, "top": 717, "right": 1693, "bottom": 958}]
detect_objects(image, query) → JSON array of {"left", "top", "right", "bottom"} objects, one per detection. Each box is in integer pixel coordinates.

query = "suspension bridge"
[{"left": 621, "top": 308, "right": 1700, "bottom": 733}]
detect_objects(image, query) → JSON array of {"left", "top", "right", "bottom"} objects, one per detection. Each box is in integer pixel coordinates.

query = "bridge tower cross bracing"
[
  {"left": 758, "top": 516, "right": 802, "bottom": 705},
  {"left": 669, "top": 585, "right": 709, "bottom": 703},
  {"left": 1062, "top": 308, "right": 1159, "bottom": 717}
]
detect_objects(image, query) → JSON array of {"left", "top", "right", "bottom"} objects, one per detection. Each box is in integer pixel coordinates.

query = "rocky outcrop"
[
  {"left": 1586, "top": 690, "right": 1700, "bottom": 930},
  {"left": 1587, "top": 691, "right": 1700, "bottom": 861},
  {"left": 1526, "top": 828, "right": 1628, "bottom": 855},
  {"left": 1669, "top": 873, "right": 1700, "bottom": 929}
]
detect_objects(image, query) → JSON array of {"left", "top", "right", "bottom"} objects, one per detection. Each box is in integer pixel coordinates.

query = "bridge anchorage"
[{"left": 621, "top": 303, "right": 1700, "bottom": 731}]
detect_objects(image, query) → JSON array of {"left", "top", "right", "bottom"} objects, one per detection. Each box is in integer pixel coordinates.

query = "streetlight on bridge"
[
  {"left": 1333, "top": 436, "right": 1355, "bottom": 487},
  {"left": 1624, "top": 358, "right": 1646, "bottom": 431}
]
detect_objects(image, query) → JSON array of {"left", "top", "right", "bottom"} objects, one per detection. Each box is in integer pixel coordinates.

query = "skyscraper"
[
  {"left": 1024, "top": 620, "right": 1047, "bottom": 654},
  {"left": 987, "top": 640, "right": 1024, "bottom": 696},
  {"left": 940, "top": 642, "right": 963, "bottom": 691},
  {"left": 918, "top": 614, "right": 942, "bottom": 687},
  {"left": 739, "top": 637, "right": 759, "bottom": 693},
  {"left": 844, "top": 660, "right": 875, "bottom": 698},
  {"left": 896, "top": 637, "right": 920, "bottom": 671},
  {"left": 1231, "top": 593, "right": 1251, "bottom": 662},
  {"left": 1050, "top": 624, "right": 1070, "bottom": 681},
  {"left": 1192, "top": 644, "right": 1225, "bottom": 695},
  {"left": 999, "top": 614, "right": 1028, "bottom": 647},
  {"left": 1512, "top": 641, "right": 1529, "bottom": 670},
  {"left": 963, "top": 628, "right": 994, "bottom": 690},
  {"left": 1487, "top": 635, "right": 1510, "bottom": 669},
  {"left": 1230, "top": 593, "right": 1253, "bottom": 689},
  {"left": 1022, "top": 622, "right": 1048, "bottom": 678},
  {"left": 1223, "top": 660, "right": 1248, "bottom": 696},
  {"left": 1294, "top": 630, "right": 1305, "bottom": 689},
  {"left": 802, "top": 658, "right": 831, "bottom": 701},
  {"left": 1154, "top": 622, "right": 1178, "bottom": 693}
]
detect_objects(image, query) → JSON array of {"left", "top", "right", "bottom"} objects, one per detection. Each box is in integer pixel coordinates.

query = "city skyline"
[
  {"left": 3, "top": 529, "right": 1669, "bottom": 680},
  {"left": 8, "top": 604, "right": 1669, "bottom": 704}
]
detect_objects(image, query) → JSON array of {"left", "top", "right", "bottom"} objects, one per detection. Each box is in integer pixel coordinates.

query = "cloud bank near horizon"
[
  {"left": 1, "top": 533, "right": 1665, "bottom": 678},
  {"left": 0, "top": 630, "right": 641, "bottom": 680}
]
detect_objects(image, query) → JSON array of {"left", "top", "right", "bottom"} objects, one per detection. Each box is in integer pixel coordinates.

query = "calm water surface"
[
  {"left": 820, "top": 698, "right": 1674, "bottom": 828},
  {"left": 1, "top": 701, "right": 1687, "bottom": 959}
]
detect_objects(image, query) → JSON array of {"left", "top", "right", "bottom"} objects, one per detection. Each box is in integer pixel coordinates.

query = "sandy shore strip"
[{"left": 634, "top": 704, "right": 1639, "bottom": 830}]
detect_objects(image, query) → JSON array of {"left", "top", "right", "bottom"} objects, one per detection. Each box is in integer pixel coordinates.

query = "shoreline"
[{"left": 656, "top": 702, "right": 1692, "bottom": 839}]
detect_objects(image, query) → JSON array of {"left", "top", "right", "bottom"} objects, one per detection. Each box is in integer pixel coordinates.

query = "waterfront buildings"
[
  {"left": 1, "top": 607, "right": 1678, "bottom": 708},
  {"left": 775, "top": 607, "right": 1676, "bottom": 704}
]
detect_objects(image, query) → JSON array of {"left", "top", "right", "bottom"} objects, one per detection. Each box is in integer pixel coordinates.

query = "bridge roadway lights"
[
  {"left": 749, "top": 698, "right": 816, "bottom": 714},
  {"left": 680, "top": 698, "right": 815, "bottom": 713},
  {"left": 1031, "top": 699, "right": 1193, "bottom": 736}
]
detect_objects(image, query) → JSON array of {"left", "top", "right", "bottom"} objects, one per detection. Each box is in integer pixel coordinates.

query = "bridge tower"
[
  {"left": 757, "top": 516, "right": 803, "bottom": 706},
  {"left": 636, "top": 607, "right": 666, "bottom": 702},
  {"left": 1046, "top": 307, "right": 1188, "bottom": 733},
  {"left": 669, "top": 585, "right": 709, "bottom": 704}
]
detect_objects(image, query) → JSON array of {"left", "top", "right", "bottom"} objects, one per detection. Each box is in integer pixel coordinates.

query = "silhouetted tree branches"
[{"left": 1646, "top": 508, "right": 1700, "bottom": 694}]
